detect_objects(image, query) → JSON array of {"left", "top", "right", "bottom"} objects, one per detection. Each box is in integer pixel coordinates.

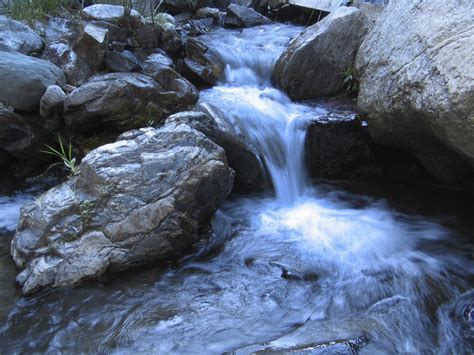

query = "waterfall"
[{"left": 198, "top": 24, "right": 323, "bottom": 203}]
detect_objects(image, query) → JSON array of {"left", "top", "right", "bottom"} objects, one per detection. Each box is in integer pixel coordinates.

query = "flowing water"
[{"left": 0, "top": 24, "right": 473, "bottom": 353}]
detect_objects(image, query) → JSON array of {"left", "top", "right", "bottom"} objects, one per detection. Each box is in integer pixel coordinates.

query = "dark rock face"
[
  {"left": 0, "top": 104, "right": 53, "bottom": 163},
  {"left": 166, "top": 111, "right": 268, "bottom": 192},
  {"left": 226, "top": 4, "right": 271, "bottom": 27},
  {"left": 72, "top": 23, "right": 109, "bottom": 71},
  {"left": 0, "top": 49, "right": 66, "bottom": 112},
  {"left": 104, "top": 50, "right": 142, "bottom": 72},
  {"left": 356, "top": 0, "right": 474, "bottom": 182},
  {"left": 181, "top": 38, "right": 224, "bottom": 86},
  {"left": 11, "top": 123, "right": 234, "bottom": 294},
  {"left": 305, "top": 111, "right": 373, "bottom": 180},
  {"left": 0, "top": 15, "right": 44, "bottom": 54},
  {"left": 274, "top": 6, "right": 371, "bottom": 100},
  {"left": 63, "top": 73, "right": 198, "bottom": 134},
  {"left": 39, "top": 85, "right": 67, "bottom": 131}
]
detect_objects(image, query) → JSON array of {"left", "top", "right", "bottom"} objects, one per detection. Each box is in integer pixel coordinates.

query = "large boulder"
[
  {"left": 166, "top": 110, "right": 267, "bottom": 192},
  {"left": 0, "top": 49, "right": 66, "bottom": 112},
  {"left": 0, "top": 15, "right": 43, "bottom": 54},
  {"left": 63, "top": 73, "right": 198, "bottom": 134},
  {"left": 11, "top": 123, "right": 234, "bottom": 294},
  {"left": 226, "top": 4, "right": 271, "bottom": 27},
  {"left": 355, "top": 0, "right": 474, "bottom": 181},
  {"left": 274, "top": 6, "right": 371, "bottom": 100}
]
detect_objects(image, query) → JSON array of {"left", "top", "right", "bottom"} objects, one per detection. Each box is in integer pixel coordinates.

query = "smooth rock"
[
  {"left": 274, "top": 6, "right": 371, "bottom": 99},
  {"left": 11, "top": 124, "right": 234, "bottom": 294},
  {"left": 63, "top": 73, "right": 197, "bottom": 133},
  {"left": 355, "top": 0, "right": 474, "bottom": 181},
  {"left": 0, "top": 49, "right": 66, "bottom": 112},
  {"left": 226, "top": 3, "right": 271, "bottom": 27},
  {"left": 166, "top": 110, "right": 267, "bottom": 192},
  {"left": 0, "top": 15, "right": 43, "bottom": 54},
  {"left": 39, "top": 85, "right": 66, "bottom": 125}
]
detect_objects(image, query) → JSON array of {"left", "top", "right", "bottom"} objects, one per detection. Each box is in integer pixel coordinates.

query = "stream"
[{"left": 1, "top": 24, "right": 473, "bottom": 354}]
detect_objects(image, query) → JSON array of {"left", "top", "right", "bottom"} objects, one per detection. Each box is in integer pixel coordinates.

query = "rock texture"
[
  {"left": 81, "top": 4, "right": 142, "bottom": 25},
  {"left": 0, "top": 49, "right": 66, "bottom": 112},
  {"left": 43, "top": 43, "right": 93, "bottom": 86},
  {"left": 182, "top": 38, "right": 224, "bottom": 85},
  {"left": 166, "top": 110, "right": 267, "bottom": 192},
  {"left": 274, "top": 6, "right": 371, "bottom": 100},
  {"left": 226, "top": 4, "right": 271, "bottom": 27},
  {"left": 11, "top": 124, "right": 234, "bottom": 294},
  {"left": 73, "top": 24, "right": 109, "bottom": 70},
  {"left": 104, "top": 50, "right": 141, "bottom": 72},
  {"left": 305, "top": 111, "right": 373, "bottom": 179},
  {"left": 0, "top": 15, "right": 44, "bottom": 54},
  {"left": 0, "top": 104, "right": 53, "bottom": 162},
  {"left": 63, "top": 73, "right": 198, "bottom": 134},
  {"left": 355, "top": 0, "right": 474, "bottom": 181}
]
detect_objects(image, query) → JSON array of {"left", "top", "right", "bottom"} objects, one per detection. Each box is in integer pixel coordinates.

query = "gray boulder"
[
  {"left": 182, "top": 38, "right": 225, "bottom": 86},
  {"left": 0, "top": 49, "right": 66, "bottom": 112},
  {"left": 39, "top": 85, "right": 67, "bottom": 131},
  {"left": 355, "top": 0, "right": 474, "bottom": 181},
  {"left": 226, "top": 4, "right": 271, "bottom": 27},
  {"left": 274, "top": 6, "right": 371, "bottom": 100},
  {"left": 0, "top": 15, "right": 43, "bottom": 54},
  {"left": 43, "top": 43, "right": 93, "bottom": 86},
  {"left": 166, "top": 110, "right": 267, "bottom": 192},
  {"left": 63, "top": 73, "right": 198, "bottom": 134},
  {"left": 11, "top": 123, "right": 234, "bottom": 294}
]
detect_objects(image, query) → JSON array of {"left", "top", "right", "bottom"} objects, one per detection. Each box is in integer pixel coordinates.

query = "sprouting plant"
[
  {"left": 6, "top": 0, "right": 74, "bottom": 29},
  {"left": 97, "top": 182, "right": 115, "bottom": 197},
  {"left": 42, "top": 134, "right": 80, "bottom": 178},
  {"left": 79, "top": 199, "right": 96, "bottom": 226},
  {"left": 341, "top": 67, "right": 359, "bottom": 95},
  {"left": 146, "top": 118, "right": 157, "bottom": 127}
]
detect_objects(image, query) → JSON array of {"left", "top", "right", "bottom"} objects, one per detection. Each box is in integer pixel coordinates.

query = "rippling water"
[{"left": 0, "top": 24, "right": 473, "bottom": 353}]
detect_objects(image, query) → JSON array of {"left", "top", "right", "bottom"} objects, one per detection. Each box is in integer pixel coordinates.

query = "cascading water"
[
  {"left": 0, "top": 24, "right": 472, "bottom": 354},
  {"left": 198, "top": 25, "right": 318, "bottom": 203}
]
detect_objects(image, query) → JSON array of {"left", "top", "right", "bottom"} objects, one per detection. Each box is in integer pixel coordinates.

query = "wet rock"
[
  {"left": 182, "top": 38, "right": 224, "bottom": 86},
  {"left": 81, "top": 4, "right": 142, "bottom": 26},
  {"left": 11, "top": 124, "right": 234, "bottom": 294},
  {"left": 141, "top": 59, "right": 198, "bottom": 108},
  {"left": 0, "top": 49, "right": 66, "bottom": 112},
  {"left": 39, "top": 85, "right": 66, "bottom": 131},
  {"left": 166, "top": 110, "right": 267, "bottom": 192},
  {"left": 274, "top": 6, "right": 371, "bottom": 99},
  {"left": 160, "top": 28, "right": 183, "bottom": 57},
  {"left": 0, "top": 104, "right": 53, "bottom": 162},
  {"left": 88, "top": 20, "right": 129, "bottom": 43},
  {"left": 73, "top": 24, "right": 109, "bottom": 70},
  {"left": 104, "top": 50, "right": 141, "bottom": 72},
  {"left": 43, "top": 18, "right": 79, "bottom": 45},
  {"left": 43, "top": 43, "right": 93, "bottom": 86},
  {"left": 63, "top": 73, "right": 197, "bottom": 134},
  {"left": 355, "top": 0, "right": 474, "bottom": 182},
  {"left": 226, "top": 4, "right": 271, "bottom": 27},
  {"left": 133, "top": 22, "right": 160, "bottom": 48},
  {"left": 0, "top": 15, "right": 43, "bottom": 54},
  {"left": 305, "top": 111, "right": 373, "bottom": 180},
  {"left": 142, "top": 50, "right": 174, "bottom": 69}
]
